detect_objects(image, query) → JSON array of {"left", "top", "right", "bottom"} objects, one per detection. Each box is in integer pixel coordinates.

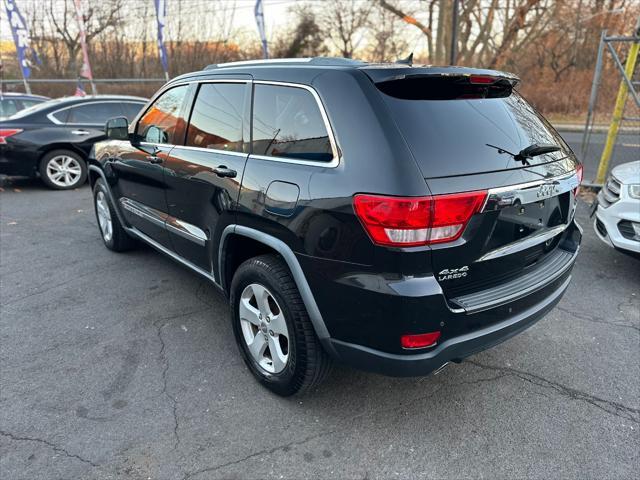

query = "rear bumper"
[
  {"left": 0, "top": 148, "right": 38, "bottom": 177},
  {"left": 326, "top": 275, "right": 571, "bottom": 377}
]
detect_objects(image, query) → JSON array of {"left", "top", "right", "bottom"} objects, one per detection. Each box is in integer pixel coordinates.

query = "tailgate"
[
  {"left": 428, "top": 168, "right": 581, "bottom": 303},
  {"left": 368, "top": 67, "right": 581, "bottom": 303}
]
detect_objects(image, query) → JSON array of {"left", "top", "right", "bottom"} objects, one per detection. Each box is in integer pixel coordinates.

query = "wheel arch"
[
  {"left": 219, "top": 225, "right": 331, "bottom": 340},
  {"left": 37, "top": 143, "right": 88, "bottom": 167},
  {"left": 88, "top": 165, "right": 130, "bottom": 229}
]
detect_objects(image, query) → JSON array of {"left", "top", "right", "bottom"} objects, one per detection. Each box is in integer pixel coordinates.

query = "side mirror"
[
  {"left": 105, "top": 116, "right": 129, "bottom": 141},
  {"left": 144, "top": 125, "right": 167, "bottom": 144}
]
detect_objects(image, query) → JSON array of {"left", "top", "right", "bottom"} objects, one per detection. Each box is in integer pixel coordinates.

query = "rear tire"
[
  {"left": 230, "top": 254, "right": 331, "bottom": 396},
  {"left": 92, "top": 179, "right": 136, "bottom": 252},
  {"left": 39, "top": 149, "right": 87, "bottom": 190}
]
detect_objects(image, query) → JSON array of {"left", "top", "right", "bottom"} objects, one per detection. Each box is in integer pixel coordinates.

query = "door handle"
[
  {"left": 146, "top": 155, "right": 163, "bottom": 164},
  {"left": 212, "top": 166, "right": 237, "bottom": 178},
  {"left": 71, "top": 129, "right": 91, "bottom": 135}
]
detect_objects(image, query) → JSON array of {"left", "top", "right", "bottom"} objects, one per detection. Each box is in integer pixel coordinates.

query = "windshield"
[{"left": 377, "top": 80, "right": 569, "bottom": 178}]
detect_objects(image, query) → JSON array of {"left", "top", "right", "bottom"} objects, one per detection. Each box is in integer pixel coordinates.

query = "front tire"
[
  {"left": 92, "top": 179, "right": 136, "bottom": 252},
  {"left": 230, "top": 254, "right": 331, "bottom": 396},
  {"left": 39, "top": 149, "right": 87, "bottom": 190}
]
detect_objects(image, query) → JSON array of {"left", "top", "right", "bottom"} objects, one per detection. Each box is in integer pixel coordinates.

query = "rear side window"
[
  {"left": 137, "top": 85, "right": 189, "bottom": 144},
  {"left": 252, "top": 84, "right": 333, "bottom": 162},
  {"left": 66, "top": 102, "right": 124, "bottom": 124},
  {"left": 49, "top": 109, "right": 70, "bottom": 123},
  {"left": 122, "top": 102, "right": 145, "bottom": 122},
  {"left": 186, "top": 83, "right": 245, "bottom": 152}
]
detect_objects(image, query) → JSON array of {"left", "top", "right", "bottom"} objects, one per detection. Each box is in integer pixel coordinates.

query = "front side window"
[
  {"left": 252, "top": 84, "right": 333, "bottom": 162},
  {"left": 66, "top": 102, "right": 124, "bottom": 124},
  {"left": 186, "top": 83, "right": 245, "bottom": 152},
  {"left": 137, "top": 85, "right": 189, "bottom": 145}
]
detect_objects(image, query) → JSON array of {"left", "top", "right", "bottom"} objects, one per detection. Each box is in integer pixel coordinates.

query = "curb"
[{"left": 552, "top": 123, "right": 640, "bottom": 133}]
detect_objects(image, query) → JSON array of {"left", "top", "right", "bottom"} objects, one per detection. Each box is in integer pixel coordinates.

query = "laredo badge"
[{"left": 438, "top": 266, "right": 469, "bottom": 281}]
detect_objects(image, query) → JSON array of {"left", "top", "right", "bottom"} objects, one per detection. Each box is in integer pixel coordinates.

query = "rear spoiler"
[{"left": 360, "top": 65, "right": 520, "bottom": 87}]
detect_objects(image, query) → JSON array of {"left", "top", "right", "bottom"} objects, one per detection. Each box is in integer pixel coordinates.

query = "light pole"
[{"left": 450, "top": 0, "right": 460, "bottom": 65}]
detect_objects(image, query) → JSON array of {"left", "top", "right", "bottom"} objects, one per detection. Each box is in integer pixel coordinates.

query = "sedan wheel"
[
  {"left": 45, "top": 155, "right": 83, "bottom": 188},
  {"left": 239, "top": 283, "right": 290, "bottom": 374}
]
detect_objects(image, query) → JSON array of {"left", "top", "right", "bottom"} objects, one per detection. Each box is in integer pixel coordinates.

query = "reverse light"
[
  {"left": 0, "top": 129, "right": 23, "bottom": 144},
  {"left": 401, "top": 331, "right": 441, "bottom": 349},
  {"left": 576, "top": 164, "right": 584, "bottom": 184},
  {"left": 574, "top": 164, "right": 583, "bottom": 195},
  {"left": 353, "top": 191, "right": 487, "bottom": 247}
]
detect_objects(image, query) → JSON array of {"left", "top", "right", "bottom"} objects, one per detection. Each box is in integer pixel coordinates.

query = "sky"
[
  {"left": 0, "top": 0, "right": 430, "bottom": 64},
  {"left": 0, "top": 0, "right": 304, "bottom": 42}
]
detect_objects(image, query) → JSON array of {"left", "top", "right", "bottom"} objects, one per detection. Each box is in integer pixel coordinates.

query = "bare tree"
[
  {"left": 321, "top": 0, "right": 372, "bottom": 58},
  {"left": 45, "top": 0, "right": 123, "bottom": 76},
  {"left": 271, "top": 4, "right": 327, "bottom": 58},
  {"left": 367, "top": 1, "right": 409, "bottom": 62},
  {"left": 489, "top": 0, "right": 545, "bottom": 69}
]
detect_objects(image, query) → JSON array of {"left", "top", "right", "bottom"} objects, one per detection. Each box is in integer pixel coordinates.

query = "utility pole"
[{"left": 450, "top": 0, "right": 459, "bottom": 65}]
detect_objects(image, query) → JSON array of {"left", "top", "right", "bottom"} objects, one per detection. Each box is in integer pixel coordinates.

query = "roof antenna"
[{"left": 396, "top": 52, "right": 413, "bottom": 66}]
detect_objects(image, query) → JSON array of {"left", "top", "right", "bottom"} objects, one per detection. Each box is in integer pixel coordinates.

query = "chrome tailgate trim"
[{"left": 450, "top": 247, "right": 577, "bottom": 314}]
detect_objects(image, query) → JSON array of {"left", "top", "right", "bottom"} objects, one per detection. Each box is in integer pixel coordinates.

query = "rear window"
[
  {"left": 252, "top": 84, "right": 333, "bottom": 162},
  {"left": 20, "top": 100, "right": 43, "bottom": 109},
  {"left": 377, "top": 77, "right": 567, "bottom": 178},
  {"left": 9, "top": 97, "right": 66, "bottom": 120}
]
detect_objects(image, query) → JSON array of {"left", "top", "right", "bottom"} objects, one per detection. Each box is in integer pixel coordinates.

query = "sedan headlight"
[{"left": 629, "top": 184, "right": 640, "bottom": 199}]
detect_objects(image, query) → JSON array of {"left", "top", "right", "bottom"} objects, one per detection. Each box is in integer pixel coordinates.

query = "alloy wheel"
[
  {"left": 46, "top": 155, "right": 83, "bottom": 188},
  {"left": 239, "top": 283, "right": 290, "bottom": 374},
  {"left": 95, "top": 191, "right": 113, "bottom": 242}
]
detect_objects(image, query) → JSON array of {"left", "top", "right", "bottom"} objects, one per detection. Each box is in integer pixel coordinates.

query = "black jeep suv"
[{"left": 89, "top": 58, "right": 582, "bottom": 396}]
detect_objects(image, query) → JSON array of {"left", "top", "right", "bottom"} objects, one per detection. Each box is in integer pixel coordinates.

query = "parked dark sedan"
[
  {"left": 0, "top": 95, "right": 147, "bottom": 189},
  {"left": 0, "top": 92, "right": 50, "bottom": 119}
]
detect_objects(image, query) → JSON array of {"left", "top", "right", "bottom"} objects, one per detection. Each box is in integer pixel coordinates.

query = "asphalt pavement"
[{"left": 0, "top": 178, "right": 639, "bottom": 480}]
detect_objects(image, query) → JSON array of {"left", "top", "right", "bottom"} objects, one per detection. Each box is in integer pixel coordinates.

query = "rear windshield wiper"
[{"left": 486, "top": 143, "right": 561, "bottom": 165}]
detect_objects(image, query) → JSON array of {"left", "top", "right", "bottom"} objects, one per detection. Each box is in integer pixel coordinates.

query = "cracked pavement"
[{"left": 1, "top": 178, "right": 638, "bottom": 480}]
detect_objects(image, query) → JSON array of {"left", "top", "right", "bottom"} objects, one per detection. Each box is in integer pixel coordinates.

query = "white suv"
[{"left": 593, "top": 161, "right": 640, "bottom": 254}]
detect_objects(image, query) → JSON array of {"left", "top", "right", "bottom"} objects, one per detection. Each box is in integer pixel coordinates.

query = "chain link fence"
[{"left": 579, "top": 30, "right": 640, "bottom": 186}]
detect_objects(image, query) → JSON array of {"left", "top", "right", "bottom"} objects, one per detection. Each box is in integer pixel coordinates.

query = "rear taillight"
[
  {"left": 353, "top": 191, "right": 487, "bottom": 247},
  {"left": 401, "top": 331, "right": 441, "bottom": 349},
  {"left": 0, "top": 129, "right": 23, "bottom": 144}
]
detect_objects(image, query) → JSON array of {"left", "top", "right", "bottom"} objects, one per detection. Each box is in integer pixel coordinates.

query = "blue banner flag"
[
  {"left": 4, "top": 0, "right": 32, "bottom": 80},
  {"left": 254, "top": 0, "right": 269, "bottom": 59},
  {"left": 154, "top": 0, "right": 169, "bottom": 79}
]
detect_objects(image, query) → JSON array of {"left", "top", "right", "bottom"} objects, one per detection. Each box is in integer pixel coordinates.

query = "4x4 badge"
[{"left": 438, "top": 266, "right": 469, "bottom": 281}]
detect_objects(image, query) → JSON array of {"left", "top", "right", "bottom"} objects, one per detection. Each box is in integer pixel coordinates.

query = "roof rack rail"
[{"left": 204, "top": 57, "right": 365, "bottom": 70}]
